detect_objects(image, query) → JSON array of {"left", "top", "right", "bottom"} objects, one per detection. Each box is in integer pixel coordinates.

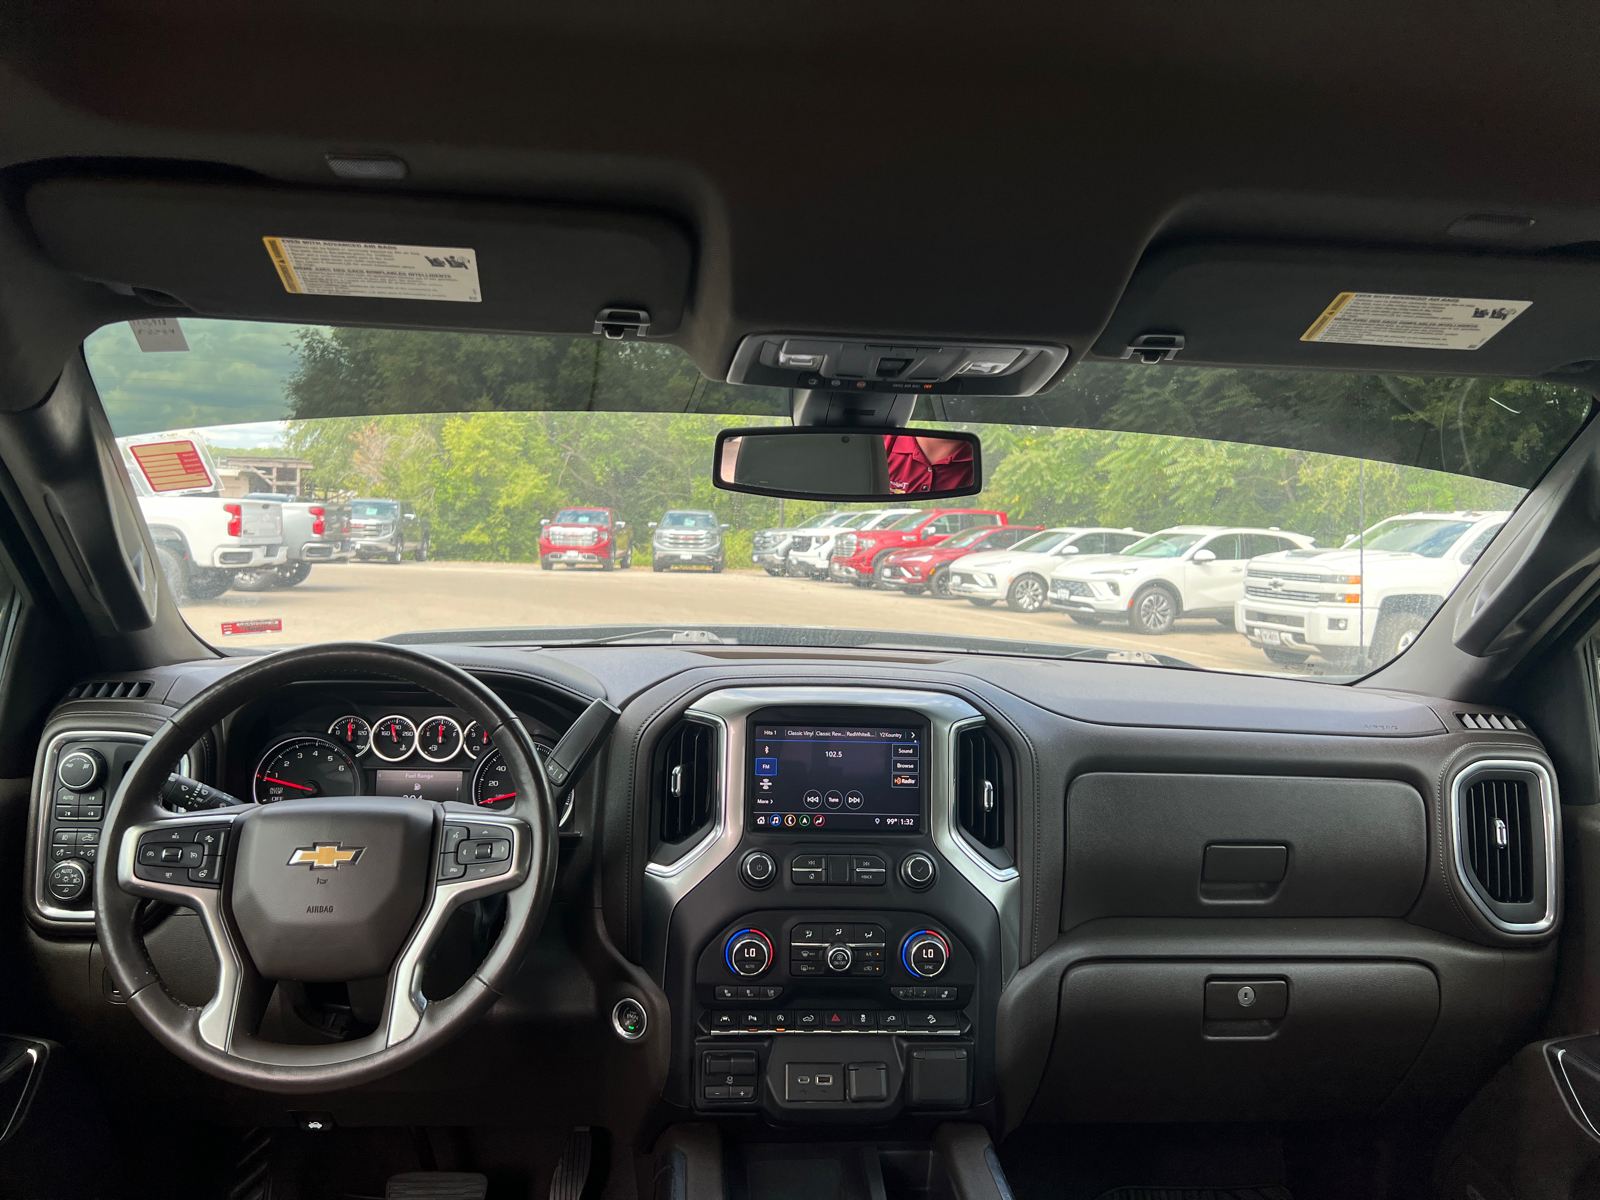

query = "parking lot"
[{"left": 178, "top": 561, "right": 1291, "bottom": 673}]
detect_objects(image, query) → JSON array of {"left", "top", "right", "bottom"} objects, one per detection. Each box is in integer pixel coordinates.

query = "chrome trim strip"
[
  {"left": 640, "top": 687, "right": 1021, "bottom": 985},
  {"left": 33, "top": 730, "right": 150, "bottom": 924},
  {"left": 1448, "top": 757, "right": 1559, "bottom": 936}
]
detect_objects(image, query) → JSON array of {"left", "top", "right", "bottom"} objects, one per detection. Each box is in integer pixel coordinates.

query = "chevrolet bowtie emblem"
[{"left": 287, "top": 842, "right": 364, "bottom": 870}]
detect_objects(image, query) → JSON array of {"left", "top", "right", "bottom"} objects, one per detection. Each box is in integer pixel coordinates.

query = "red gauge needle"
[
  {"left": 259, "top": 775, "right": 314, "bottom": 791},
  {"left": 479, "top": 792, "right": 516, "bottom": 805}
]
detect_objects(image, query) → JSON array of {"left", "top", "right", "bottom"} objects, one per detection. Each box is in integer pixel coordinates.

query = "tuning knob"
[
  {"left": 900, "top": 851, "right": 937, "bottom": 890},
  {"left": 902, "top": 930, "right": 950, "bottom": 978},
  {"left": 725, "top": 928, "right": 774, "bottom": 977},
  {"left": 58, "top": 748, "right": 106, "bottom": 792}
]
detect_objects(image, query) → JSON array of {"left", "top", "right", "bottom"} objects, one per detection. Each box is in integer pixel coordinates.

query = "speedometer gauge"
[
  {"left": 472, "top": 742, "right": 571, "bottom": 823},
  {"left": 371, "top": 715, "right": 417, "bottom": 761},
  {"left": 254, "top": 736, "right": 361, "bottom": 803},
  {"left": 328, "top": 715, "right": 371, "bottom": 754}
]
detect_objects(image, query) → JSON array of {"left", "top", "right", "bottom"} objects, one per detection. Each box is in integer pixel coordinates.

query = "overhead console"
[
  {"left": 725, "top": 333, "right": 1068, "bottom": 396},
  {"left": 643, "top": 688, "right": 1018, "bottom": 1125}
]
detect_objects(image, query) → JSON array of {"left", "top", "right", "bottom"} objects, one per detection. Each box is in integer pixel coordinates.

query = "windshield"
[
  {"left": 1122, "top": 531, "right": 1204, "bottom": 558},
  {"left": 660, "top": 512, "right": 717, "bottom": 529},
  {"left": 945, "top": 527, "right": 1000, "bottom": 549},
  {"left": 1010, "top": 531, "right": 1074, "bottom": 554},
  {"left": 1351, "top": 518, "right": 1476, "bottom": 557},
  {"left": 85, "top": 319, "right": 1592, "bottom": 681}
]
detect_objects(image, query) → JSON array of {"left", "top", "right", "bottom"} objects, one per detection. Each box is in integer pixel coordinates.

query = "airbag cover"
[{"left": 230, "top": 797, "right": 434, "bottom": 982}]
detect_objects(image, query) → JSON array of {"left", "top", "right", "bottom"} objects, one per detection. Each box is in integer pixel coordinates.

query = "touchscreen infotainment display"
[{"left": 747, "top": 722, "right": 923, "bottom": 833}]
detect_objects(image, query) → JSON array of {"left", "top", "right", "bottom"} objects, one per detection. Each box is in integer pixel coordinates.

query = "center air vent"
[
  {"left": 64, "top": 680, "right": 152, "bottom": 701},
  {"left": 1452, "top": 761, "right": 1555, "bottom": 934},
  {"left": 955, "top": 725, "right": 1007, "bottom": 850},
  {"left": 656, "top": 720, "right": 717, "bottom": 844}
]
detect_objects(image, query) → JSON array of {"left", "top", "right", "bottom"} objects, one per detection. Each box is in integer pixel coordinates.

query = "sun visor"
[
  {"left": 1090, "top": 242, "right": 1600, "bottom": 377},
  {"left": 24, "top": 178, "right": 693, "bottom": 338}
]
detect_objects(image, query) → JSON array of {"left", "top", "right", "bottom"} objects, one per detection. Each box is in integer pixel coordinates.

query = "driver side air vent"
[
  {"left": 955, "top": 726, "right": 1006, "bottom": 849},
  {"left": 1463, "top": 775, "right": 1534, "bottom": 904},
  {"left": 64, "top": 679, "right": 152, "bottom": 701},
  {"left": 656, "top": 720, "right": 717, "bottom": 844}
]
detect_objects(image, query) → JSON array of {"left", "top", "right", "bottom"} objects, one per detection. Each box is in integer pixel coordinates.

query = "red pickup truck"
[
  {"left": 829, "top": 508, "right": 1010, "bottom": 587},
  {"left": 539, "top": 507, "right": 633, "bottom": 570}
]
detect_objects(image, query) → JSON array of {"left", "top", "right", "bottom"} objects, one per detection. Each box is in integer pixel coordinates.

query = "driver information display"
[{"left": 747, "top": 723, "right": 922, "bottom": 833}]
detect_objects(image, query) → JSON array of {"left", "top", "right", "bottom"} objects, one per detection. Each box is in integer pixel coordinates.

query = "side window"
[
  {"left": 1247, "top": 534, "right": 1282, "bottom": 557},
  {"left": 1200, "top": 534, "right": 1243, "bottom": 560},
  {"left": 927, "top": 514, "right": 963, "bottom": 535},
  {"left": 1109, "top": 533, "right": 1141, "bottom": 551},
  {"left": 1459, "top": 524, "right": 1503, "bottom": 566},
  {"left": 1071, "top": 533, "right": 1106, "bottom": 555}
]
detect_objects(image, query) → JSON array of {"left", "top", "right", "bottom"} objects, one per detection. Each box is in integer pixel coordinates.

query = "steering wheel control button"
[
  {"left": 47, "top": 860, "right": 89, "bottom": 902},
  {"left": 740, "top": 849, "right": 776, "bottom": 888},
  {"left": 900, "top": 852, "right": 937, "bottom": 890},
  {"left": 902, "top": 930, "right": 951, "bottom": 977},
  {"left": 726, "top": 929, "right": 774, "bottom": 976},
  {"left": 464, "top": 860, "right": 510, "bottom": 881},
  {"left": 442, "top": 824, "right": 469, "bottom": 854},
  {"left": 456, "top": 838, "right": 511, "bottom": 864},
  {"left": 57, "top": 748, "right": 105, "bottom": 791},
  {"left": 826, "top": 945, "right": 854, "bottom": 973},
  {"left": 437, "top": 857, "right": 467, "bottom": 880},
  {"left": 612, "top": 998, "right": 648, "bottom": 1040},
  {"left": 134, "top": 825, "right": 230, "bottom": 888}
]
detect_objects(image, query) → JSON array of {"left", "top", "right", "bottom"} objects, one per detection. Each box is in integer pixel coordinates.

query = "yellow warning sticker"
[
  {"left": 262, "top": 237, "right": 481, "bottom": 303},
  {"left": 1300, "top": 292, "right": 1529, "bottom": 350}
]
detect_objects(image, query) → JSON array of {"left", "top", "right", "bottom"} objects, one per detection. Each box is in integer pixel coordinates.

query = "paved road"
[{"left": 179, "top": 560, "right": 1301, "bottom": 675}]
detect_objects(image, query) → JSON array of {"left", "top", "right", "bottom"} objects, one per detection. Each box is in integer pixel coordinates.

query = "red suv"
[
  {"left": 829, "top": 508, "right": 1010, "bottom": 587},
  {"left": 877, "top": 524, "right": 1042, "bottom": 596},
  {"left": 539, "top": 507, "right": 633, "bottom": 570}
]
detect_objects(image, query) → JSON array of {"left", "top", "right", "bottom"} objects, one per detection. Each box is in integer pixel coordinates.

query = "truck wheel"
[
  {"left": 765, "top": 567, "right": 784, "bottom": 578},
  {"left": 712, "top": 558, "right": 724, "bottom": 574},
  {"left": 1068, "top": 613, "right": 1103, "bottom": 626},
  {"left": 653, "top": 560, "right": 665, "bottom": 572},
  {"left": 1215, "top": 612, "right": 1236, "bottom": 630},
  {"left": 282, "top": 562, "right": 313, "bottom": 587},
  {"left": 621, "top": 547, "right": 633, "bottom": 568},
  {"left": 902, "top": 584, "right": 926, "bottom": 596},
  {"left": 1370, "top": 611, "right": 1426, "bottom": 664},
  {"left": 1006, "top": 574, "right": 1047, "bottom": 612},
  {"left": 1264, "top": 647, "right": 1312, "bottom": 666},
  {"left": 230, "top": 568, "right": 279, "bottom": 592},
  {"left": 601, "top": 550, "right": 615, "bottom": 571},
  {"left": 1129, "top": 584, "right": 1178, "bottom": 634},
  {"left": 968, "top": 598, "right": 997, "bottom": 608},
  {"left": 388, "top": 544, "right": 403, "bottom": 564},
  {"left": 156, "top": 546, "right": 190, "bottom": 604},
  {"left": 414, "top": 538, "right": 429, "bottom": 563},
  {"left": 186, "top": 567, "right": 233, "bottom": 602},
  {"left": 930, "top": 569, "right": 953, "bottom": 598},
  {"left": 541, "top": 556, "right": 553, "bottom": 570}
]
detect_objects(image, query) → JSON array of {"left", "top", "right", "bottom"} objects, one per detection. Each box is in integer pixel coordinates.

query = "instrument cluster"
[{"left": 251, "top": 707, "right": 565, "bottom": 819}]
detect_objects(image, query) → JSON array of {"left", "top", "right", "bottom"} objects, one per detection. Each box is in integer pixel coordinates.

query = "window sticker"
[
  {"left": 221, "top": 619, "right": 283, "bottom": 635},
  {"left": 262, "top": 237, "right": 481, "bottom": 303},
  {"left": 128, "top": 439, "right": 214, "bottom": 492},
  {"left": 1301, "top": 292, "right": 1529, "bottom": 350},
  {"left": 127, "top": 317, "right": 189, "bottom": 352}
]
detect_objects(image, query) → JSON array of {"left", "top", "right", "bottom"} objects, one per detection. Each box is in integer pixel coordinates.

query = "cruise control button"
[
  {"left": 188, "top": 862, "right": 220, "bottom": 884},
  {"left": 137, "top": 845, "right": 162, "bottom": 865},
  {"left": 180, "top": 845, "right": 205, "bottom": 867}
]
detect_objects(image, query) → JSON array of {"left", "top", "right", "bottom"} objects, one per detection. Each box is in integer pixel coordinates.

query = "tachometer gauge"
[
  {"left": 418, "top": 715, "right": 463, "bottom": 762},
  {"left": 471, "top": 742, "right": 571, "bottom": 822},
  {"left": 461, "top": 720, "right": 493, "bottom": 759},
  {"left": 371, "top": 714, "right": 417, "bottom": 761},
  {"left": 254, "top": 736, "right": 361, "bottom": 803},
  {"left": 328, "top": 715, "right": 371, "bottom": 754}
]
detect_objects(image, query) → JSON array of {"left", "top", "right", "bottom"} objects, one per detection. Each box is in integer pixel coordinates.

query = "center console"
[{"left": 644, "top": 688, "right": 1019, "bottom": 1125}]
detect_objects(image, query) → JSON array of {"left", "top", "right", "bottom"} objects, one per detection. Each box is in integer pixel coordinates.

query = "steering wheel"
[{"left": 93, "top": 642, "right": 559, "bottom": 1094}]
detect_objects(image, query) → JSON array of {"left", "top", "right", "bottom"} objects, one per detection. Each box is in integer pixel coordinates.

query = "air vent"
[
  {"left": 1457, "top": 711, "right": 1527, "bottom": 732},
  {"left": 64, "top": 680, "right": 152, "bottom": 701},
  {"left": 657, "top": 720, "right": 716, "bottom": 844},
  {"left": 955, "top": 726, "right": 1006, "bottom": 849},
  {"left": 1462, "top": 775, "right": 1535, "bottom": 904}
]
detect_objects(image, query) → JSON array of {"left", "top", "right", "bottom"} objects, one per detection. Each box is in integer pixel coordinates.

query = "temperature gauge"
[
  {"left": 418, "top": 715, "right": 463, "bottom": 762},
  {"left": 328, "top": 715, "right": 371, "bottom": 755},
  {"left": 371, "top": 715, "right": 417, "bottom": 762}
]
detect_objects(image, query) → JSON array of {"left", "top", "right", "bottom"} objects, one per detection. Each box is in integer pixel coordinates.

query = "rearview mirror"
[{"left": 713, "top": 428, "right": 982, "bottom": 502}]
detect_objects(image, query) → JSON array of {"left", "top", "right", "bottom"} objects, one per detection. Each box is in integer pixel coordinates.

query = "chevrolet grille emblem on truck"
[
  {"left": 287, "top": 842, "right": 364, "bottom": 869},
  {"left": 1268, "top": 578, "right": 1284, "bottom": 590}
]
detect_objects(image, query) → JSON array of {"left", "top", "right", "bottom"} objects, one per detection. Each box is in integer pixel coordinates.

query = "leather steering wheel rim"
[{"left": 94, "top": 641, "right": 559, "bottom": 1094}]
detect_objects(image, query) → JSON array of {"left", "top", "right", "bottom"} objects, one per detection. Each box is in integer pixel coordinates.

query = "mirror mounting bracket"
[{"left": 790, "top": 388, "right": 917, "bottom": 428}]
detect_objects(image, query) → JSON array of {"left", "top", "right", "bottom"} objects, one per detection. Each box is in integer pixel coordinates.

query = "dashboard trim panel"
[{"left": 33, "top": 729, "right": 152, "bottom": 924}]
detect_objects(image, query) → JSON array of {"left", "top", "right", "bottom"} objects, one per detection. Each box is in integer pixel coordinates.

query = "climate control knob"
[
  {"left": 902, "top": 930, "right": 951, "bottom": 978},
  {"left": 726, "top": 928, "right": 774, "bottom": 977},
  {"left": 58, "top": 748, "right": 106, "bottom": 792},
  {"left": 826, "top": 944, "right": 854, "bottom": 973}
]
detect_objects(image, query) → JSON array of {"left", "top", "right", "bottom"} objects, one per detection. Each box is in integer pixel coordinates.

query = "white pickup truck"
[
  {"left": 1237, "top": 510, "right": 1509, "bottom": 670},
  {"left": 232, "top": 493, "right": 350, "bottom": 590},
  {"left": 119, "top": 432, "right": 286, "bottom": 603}
]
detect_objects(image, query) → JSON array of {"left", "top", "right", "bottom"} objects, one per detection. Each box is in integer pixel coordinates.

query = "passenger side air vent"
[
  {"left": 656, "top": 720, "right": 717, "bottom": 845},
  {"left": 955, "top": 725, "right": 1007, "bottom": 850},
  {"left": 1462, "top": 776, "right": 1534, "bottom": 903},
  {"left": 64, "top": 680, "right": 152, "bottom": 701},
  {"left": 1457, "top": 711, "right": 1527, "bottom": 732},
  {"left": 1451, "top": 761, "right": 1555, "bottom": 934}
]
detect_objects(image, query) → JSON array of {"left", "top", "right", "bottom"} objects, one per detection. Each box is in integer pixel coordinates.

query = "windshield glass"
[
  {"left": 1010, "top": 531, "right": 1073, "bottom": 554},
  {"left": 945, "top": 527, "right": 999, "bottom": 549},
  {"left": 1352, "top": 518, "right": 1475, "bottom": 557},
  {"left": 85, "top": 319, "right": 1592, "bottom": 680},
  {"left": 1123, "top": 531, "right": 1204, "bottom": 558}
]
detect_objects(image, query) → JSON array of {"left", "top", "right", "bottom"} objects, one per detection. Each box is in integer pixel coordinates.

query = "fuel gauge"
[
  {"left": 418, "top": 715, "right": 463, "bottom": 762},
  {"left": 328, "top": 715, "right": 371, "bottom": 755}
]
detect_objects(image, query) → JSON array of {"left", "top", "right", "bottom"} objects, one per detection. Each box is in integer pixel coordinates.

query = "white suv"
[
  {"left": 1238, "top": 510, "right": 1509, "bottom": 669},
  {"left": 947, "top": 527, "right": 1146, "bottom": 611},
  {"left": 785, "top": 508, "right": 916, "bottom": 578},
  {"left": 1048, "top": 526, "right": 1314, "bottom": 634}
]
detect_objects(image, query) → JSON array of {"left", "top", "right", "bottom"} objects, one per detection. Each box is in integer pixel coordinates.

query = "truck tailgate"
[{"left": 239, "top": 499, "right": 282, "bottom": 541}]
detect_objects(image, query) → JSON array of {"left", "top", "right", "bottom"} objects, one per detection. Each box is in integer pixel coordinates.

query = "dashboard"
[{"left": 18, "top": 643, "right": 1567, "bottom": 1139}]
